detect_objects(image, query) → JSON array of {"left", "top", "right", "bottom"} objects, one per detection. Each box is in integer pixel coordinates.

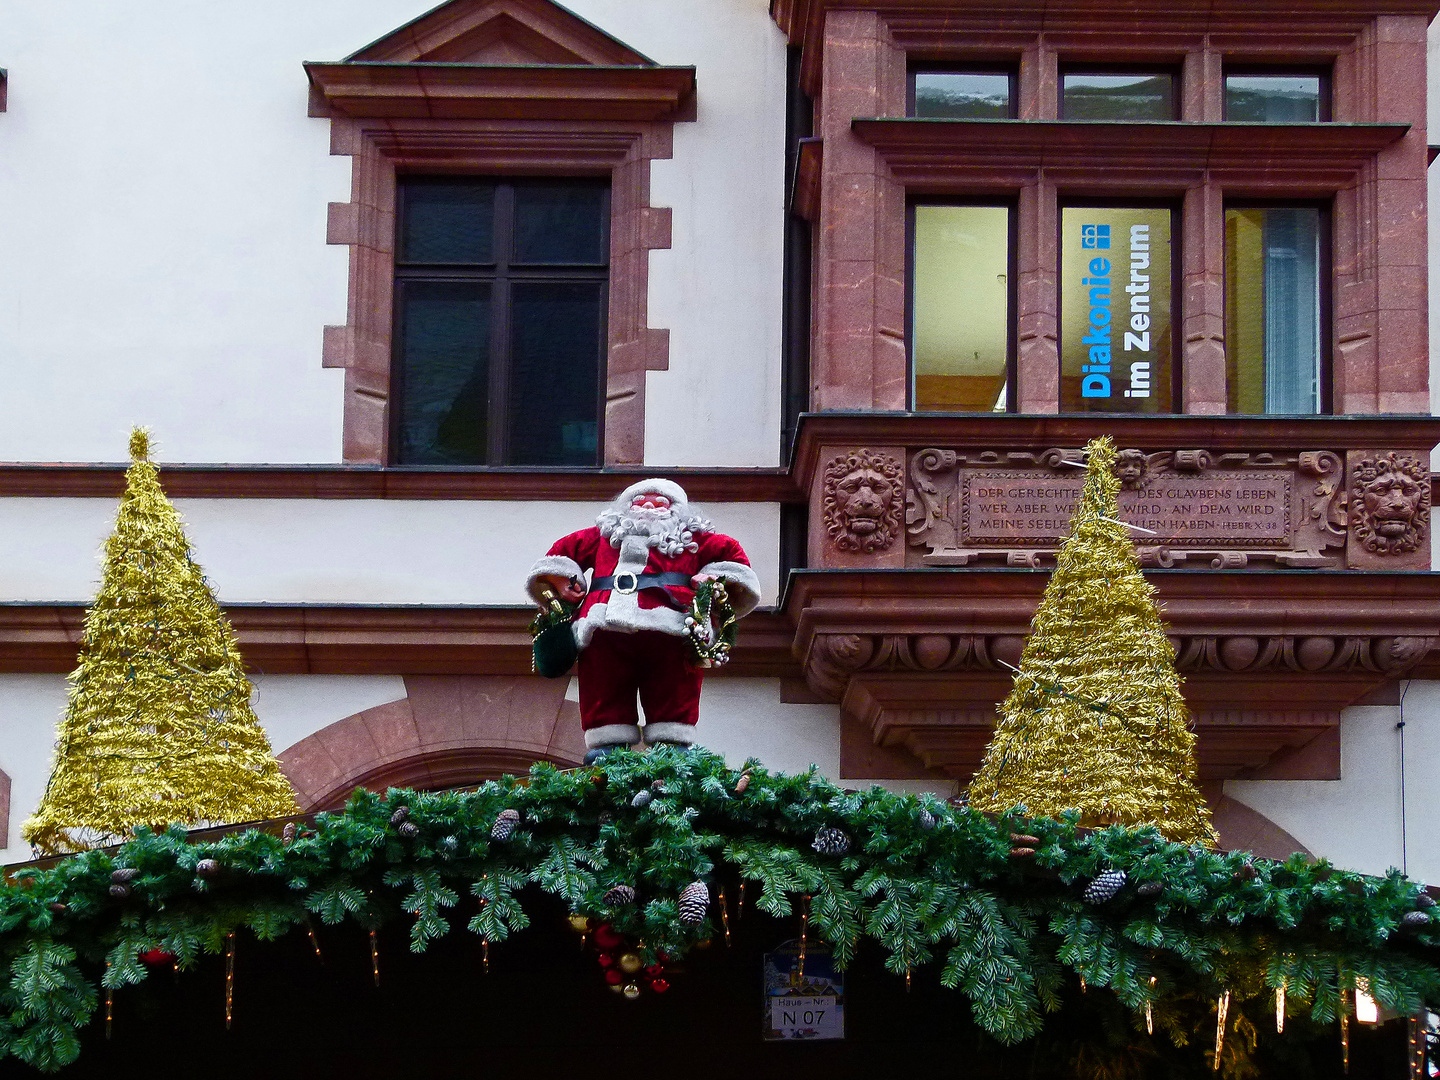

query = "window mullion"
[{"left": 488, "top": 185, "right": 517, "bottom": 466}]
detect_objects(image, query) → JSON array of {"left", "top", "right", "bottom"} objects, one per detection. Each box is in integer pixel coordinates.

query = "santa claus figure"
[{"left": 527, "top": 479, "right": 760, "bottom": 764}]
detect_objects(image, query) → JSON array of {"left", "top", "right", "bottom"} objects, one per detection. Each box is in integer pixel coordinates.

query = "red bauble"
[
  {"left": 139, "top": 949, "right": 174, "bottom": 966},
  {"left": 650, "top": 978, "right": 670, "bottom": 994},
  {"left": 597, "top": 953, "right": 615, "bottom": 968},
  {"left": 592, "top": 924, "right": 625, "bottom": 950},
  {"left": 604, "top": 969, "right": 624, "bottom": 986},
  {"left": 645, "top": 964, "right": 664, "bottom": 977}
]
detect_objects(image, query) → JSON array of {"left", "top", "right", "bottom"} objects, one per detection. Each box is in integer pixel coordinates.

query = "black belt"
[{"left": 591, "top": 571, "right": 692, "bottom": 596}]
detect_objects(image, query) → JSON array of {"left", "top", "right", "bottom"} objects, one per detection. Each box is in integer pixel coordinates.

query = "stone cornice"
[
  {"left": 304, "top": 62, "right": 696, "bottom": 123},
  {"left": 0, "top": 465, "right": 797, "bottom": 503},
  {"left": 848, "top": 119, "right": 1409, "bottom": 192},
  {"left": 783, "top": 568, "right": 1440, "bottom": 780},
  {"left": 0, "top": 605, "right": 800, "bottom": 680}
]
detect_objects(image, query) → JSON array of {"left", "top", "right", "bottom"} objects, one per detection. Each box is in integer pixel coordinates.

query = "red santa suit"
[{"left": 526, "top": 479, "right": 761, "bottom": 752}]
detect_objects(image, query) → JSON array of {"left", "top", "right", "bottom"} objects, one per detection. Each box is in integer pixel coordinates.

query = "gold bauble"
[
  {"left": 622, "top": 983, "right": 642, "bottom": 1000},
  {"left": 567, "top": 915, "right": 591, "bottom": 933},
  {"left": 618, "top": 952, "right": 643, "bottom": 974},
  {"left": 608, "top": 983, "right": 624, "bottom": 995}
]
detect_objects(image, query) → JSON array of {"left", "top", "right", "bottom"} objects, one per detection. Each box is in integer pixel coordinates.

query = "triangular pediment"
[{"left": 349, "top": 0, "right": 655, "bottom": 66}]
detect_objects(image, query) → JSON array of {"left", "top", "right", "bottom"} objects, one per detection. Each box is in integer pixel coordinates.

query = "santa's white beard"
[{"left": 596, "top": 506, "right": 711, "bottom": 556}]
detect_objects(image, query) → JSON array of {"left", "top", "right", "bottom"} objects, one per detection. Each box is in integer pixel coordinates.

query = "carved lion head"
[
  {"left": 1351, "top": 452, "right": 1430, "bottom": 555},
  {"left": 822, "top": 449, "right": 904, "bottom": 553}
]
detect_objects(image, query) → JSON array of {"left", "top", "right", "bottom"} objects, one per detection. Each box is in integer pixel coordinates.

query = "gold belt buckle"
[{"left": 613, "top": 572, "right": 639, "bottom": 595}]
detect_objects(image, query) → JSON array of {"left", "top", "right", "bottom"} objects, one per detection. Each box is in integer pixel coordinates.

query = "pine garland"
[{"left": 0, "top": 749, "right": 1436, "bottom": 1073}]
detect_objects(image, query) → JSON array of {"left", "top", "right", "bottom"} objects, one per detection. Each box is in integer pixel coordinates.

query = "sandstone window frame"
[{"left": 305, "top": 0, "right": 695, "bottom": 466}]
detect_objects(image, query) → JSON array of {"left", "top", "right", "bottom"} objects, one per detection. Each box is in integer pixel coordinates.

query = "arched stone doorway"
[{"left": 278, "top": 676, "right": 586, "bottom": 812}]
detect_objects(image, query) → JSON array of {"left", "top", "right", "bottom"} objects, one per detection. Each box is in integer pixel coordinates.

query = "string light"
[
  {"left": 307, "top": 927, "right": 323, "bottom": 963},
  {"left": 1276, "top": 980, "right": 1286, "bottom": 1034},
  {"left": 103, "top": 961, "right": 113, "bottom": 1041},
  {"left": 719, "top": 887, "right": 731, "bottom": 946},
  {"left": 369, "top": 930, "right": 380, "bottom": 987},
  {"left": 737, "top": 881, "right": 745, "bottom": 918},
  {"left": 1146, "top": 976, "right": 1156, "bottom": 1035},
  {"left": 798, "top": 894, "right": 810, "bottom": 981},
  {"left": 1355, "top": 977, "right": 1379, "bottom": 1024},
  {"left": 224, "top": 932, "right": 236, "bottom": 1030},
  {"left": 1214, "top": 990, "right": 1230, "bottom": 1071}
]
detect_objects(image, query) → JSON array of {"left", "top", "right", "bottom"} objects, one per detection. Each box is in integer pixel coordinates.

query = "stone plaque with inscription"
[
  {"left": 905, "top": 446, "right": 1350, "bottom": 570},
  {"left": 963, "top": 473, "right": 1291, "bottom": 546}
]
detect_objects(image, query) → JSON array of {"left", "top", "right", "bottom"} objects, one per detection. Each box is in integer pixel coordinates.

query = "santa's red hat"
[{"left": 610, "top": 478, "right": 689, "bottom": 511}]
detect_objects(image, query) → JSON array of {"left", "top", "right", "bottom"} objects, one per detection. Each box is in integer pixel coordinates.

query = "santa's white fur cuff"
[
  {"left": 699, "top": 560, "right": 762, "bottom": 616},
  {"left": 642, "top": 722, "right": 695, "bottom": 746},
  {"left": 585, "top": 723, "right": 641, "bottom": 749},
  {"left": 526, "top": 555, "right": 584, "bottom": 603}
]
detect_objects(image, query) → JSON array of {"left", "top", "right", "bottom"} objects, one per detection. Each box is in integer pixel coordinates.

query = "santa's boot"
[{"left": 583, "top": 744, "right": 627, "bottom": 767}]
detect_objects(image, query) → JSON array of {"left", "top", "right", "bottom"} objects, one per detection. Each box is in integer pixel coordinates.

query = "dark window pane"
[
  {"left": 399, "top": 181, "right": 494, "bottom": 264},
  {"left": 507, "top": 282, "right": 603, "bottom": 465},
  {"left": 513, "top": 184, "right": 607, "bottom": 264},
  {"left": 913, "top": 73, "right": 1011, "bottom": 119},
  {"left": 1225, "top": 76, "right": 1322, "bottom": 122},
  {"left": 1225, "top": 207, "right": 1321, "bottom": 414},
  {"left": 1062, "top": 73, "right": 1175, "bottom": 121},
  {"left": 396, "top": 281, "right": 491, "bottom": 464}
]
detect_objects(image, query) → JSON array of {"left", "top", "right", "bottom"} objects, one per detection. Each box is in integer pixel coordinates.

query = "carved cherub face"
[
  {"left": 1361, "top": 468, "right": 1424, "bottom": 538},
  {"left": 836, "top": 469, "right": 893, "bottom": 534},
  {"left": 1114, "top": 449, "right": 1148, "bottom": 489}
]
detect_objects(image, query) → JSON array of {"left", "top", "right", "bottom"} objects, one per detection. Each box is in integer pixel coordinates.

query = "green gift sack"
[{"left": 530, "top": 594, "right": 578, "bottom": 678}]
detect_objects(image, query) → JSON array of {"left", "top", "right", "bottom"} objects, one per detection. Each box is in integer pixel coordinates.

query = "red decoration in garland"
[
  {"left": 597, "top": 952, "right": 615, "bottom": 968},
  {"left": 138, "top": 948, "right": 174, "bottom": 965},
  {"left": 593, "top": 923, "right": 624, "bottom": 950},
  {"left": 646, "top": 963, "right": 664, "bottom": 977},
  {"left": 650, "top": 978, "right": 670, "bottom": 994},
  {"left": 604, "top": 969, "right": 623, "bottom": 986}
]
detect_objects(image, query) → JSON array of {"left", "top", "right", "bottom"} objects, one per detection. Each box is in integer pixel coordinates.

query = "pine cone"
[
  {"left": 812, "top": 827, "right": 851, "bottom": 857},
  {"left": 735, "top": 772, "right": 751, "bottom": 795},
  {"left": 1233, "top": 861, "right": 1258, "bottom": 882},
  {"left": 677, "top": 881, "right": 709, "bottom": 924},
  {"left": 1136, "top": 880, "right": 1164, "bottom": 897},
  {"left": 604, "top": 885, "right": 637, "bottom": 906},
  {"left": 389, "top": 806, "right": 410, "bottom": 826},
  {"left": 631, "top": 790, "right": 653, "bottom": 809},
  {"left": 109, "top": 884, "right": 131, "bottom": 899},
  {"left": 195, "top": 858, "right": 220, "bottom": 880},
  {"left": 1082, "top": 870, "right": 1128, "bottom": 904},
  {"left": 1403, "top": 910, "right": 1432, "bottom": 928},
  {"left": 397, "top": 821, "right": 420, "bottom": 839},
  {"left": 917, "top": 809, "right": 936, "bottom": 831},
  {"left": 47, "top": 902, "right": 67, "bottom": 915},
  {"left": 1009, "top": 834, "right": 1040, "bottom": 848},
  {"left": 282, "top": 822, "right": 298, "bottom": 844},
  {"left": 491, "top": 808, "right": 521, "bottom": 842},
  {"left": 1416, "top": 891, "right": 1436, "bottom": 909},
  {"left": 110, "top": 868, "right": 140, "bottom": 884},
  {"left": 1009, "top": 847, "right": 1037, "bottom": 859}
]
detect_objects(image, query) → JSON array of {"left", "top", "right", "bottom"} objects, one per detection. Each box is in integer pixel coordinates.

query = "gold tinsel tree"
[
  {"left": 22, "top": 430, "right": 298, "bottom": 855},
  {"left": 967, "top": 436, "right": 1217, "bottom": 846}
]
